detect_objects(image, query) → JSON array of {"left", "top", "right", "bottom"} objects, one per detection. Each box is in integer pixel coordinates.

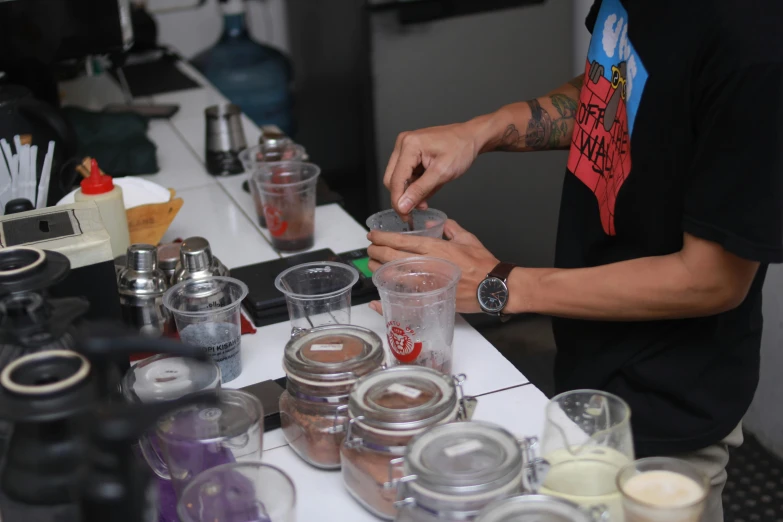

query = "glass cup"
[
  {"left": 372, "top": 257, "right": 461, "bottom": 374},
  {"left": 537, "top": 390, "right": 635, "bottom": 521},
  {"left": 163, "top": 277, "right": 249, "bottom": 383},
  {"left": 366, "top": 208, "right": 447, "bottom": 238},
  {"left": 275, "top": 261, "right": 359, "bottom": 336},
  {"left": 240, "top": 143, "right": 307, "bottom": 229},
  {"left": 177, "top": 463, "right": 296, "bottom": 522},
  {"left": 153, "top": 390, "right": 264, "bottom": 497},
  {"left": 121, "top": 353, "right": 222, "bottom": 481},
  {"left": 252, "top": 161, "right": 321, "bottom": 252},
  {"left": 617, "top": 457, "right": 709, "bottom": 522}
]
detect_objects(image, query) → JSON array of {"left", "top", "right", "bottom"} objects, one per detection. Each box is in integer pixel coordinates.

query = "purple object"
[{"left": 178, "top": 468, "right": 269, "bottom": 522}]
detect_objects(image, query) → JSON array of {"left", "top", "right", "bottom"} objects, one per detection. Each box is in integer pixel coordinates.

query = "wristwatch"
[{"left": 477, "top": 262, "right": 515, "bottom": 320}]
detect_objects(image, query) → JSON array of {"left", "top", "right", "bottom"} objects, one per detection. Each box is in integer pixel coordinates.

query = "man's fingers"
[
  {"left": 396, "top": 164, "right": 443, "bottom": 215},
  {"left": 444, "top": 219, "right": 482, "bottom": 246},
  {"left": 368, "top": 231, "right": 437, "bottom": 254},
  {"left": 383, "top": 132, "right": 407, "bottom": 189},
  {"left": 367, "top": 244, "right": 422, "bottom": 264},
  {"left": 389, "top": 148, "right": 423, "bottom": 215},
  {"left": 369, "top": 300, "right": 383, "bottom": 316}
]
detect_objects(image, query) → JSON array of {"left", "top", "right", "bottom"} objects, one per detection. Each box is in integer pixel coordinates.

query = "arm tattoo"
[
  {"left": 498, "top": 124, "right": 522, "bottom": 151},
  {"left": 525, "top": 99, "right": 552, "bottom": 150},
  {"left": 495, "top": 79, "right": 582, "bottom": 152},
  {"left": 568, "top": 75, "right": 585, "bottom": 91}
]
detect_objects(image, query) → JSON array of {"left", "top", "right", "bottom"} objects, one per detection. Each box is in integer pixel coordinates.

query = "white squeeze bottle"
[{"left": 74, "top": 159, "right": 131, "bottom": 258}]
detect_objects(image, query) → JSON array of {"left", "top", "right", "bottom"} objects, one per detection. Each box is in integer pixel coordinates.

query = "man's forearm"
[
  {"left": 466, "top": 75, "right": 584, "bottom": 154},
  {"left": 505, "top": 241, "right": 759, "bottom": 321}
]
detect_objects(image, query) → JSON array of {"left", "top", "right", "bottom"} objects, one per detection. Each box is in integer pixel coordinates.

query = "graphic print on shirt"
[{"left": 567, "top": 0, "right": 648, "bottom": 236}]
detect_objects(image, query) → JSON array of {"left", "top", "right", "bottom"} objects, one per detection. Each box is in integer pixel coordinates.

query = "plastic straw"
[
  {"left": 36, "top": 141, "right": 55, "bottom": 209},
  {"left": 0, "top": 139, "right": 13, "bottom": 179},
  {"left": 30, "top": 145, "right": 38, "bottom": 207}
]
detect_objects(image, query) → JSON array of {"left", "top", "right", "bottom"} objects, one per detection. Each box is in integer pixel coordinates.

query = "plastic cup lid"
[
  {"left": 405, "top": 421, "right": 523, "bottom": 496},
  {"left": 122, "top": 354, "right": 221, "bottom": 403},
  {"left": 349, "top": 366, "right": 457, "bottom": 431},
  {"left": 476, "top": 495, "right": 592, "bottom": 522}
]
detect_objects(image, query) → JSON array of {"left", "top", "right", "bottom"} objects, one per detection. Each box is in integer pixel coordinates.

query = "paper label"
[
  {"left": 310, "top": 344, "right": 344, "bottom": 352},
  {"left": 443, "top": 440, "right": 483, "bottom": 458},
  {"left": 387, "top": 383, "right": 422, "bottom": 399}
]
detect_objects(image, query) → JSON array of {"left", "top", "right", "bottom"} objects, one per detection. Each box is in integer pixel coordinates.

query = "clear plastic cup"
[
  {"left": 177, "top": 463, "right": 296, "bottom": 522},
  {"left": 275, "top": 261, "right": 359, "bottom": 336},
  {"left": 617, "top": 457, "right": 709, "bottom": 522},
  {"left": 163, "top": 277, "right": 249, "bottom": 383},
  {"left": 240, "top": 143, "right": 307, "bottom": 230},
  {"left": 252, "top": 161, "right": 321, "bottom": 252},
  {"left": 372, "top": 257, "right": 461, "bottom": 374},
  {"left": 366, "top": 209, "right": 447, "bottom": 238}
]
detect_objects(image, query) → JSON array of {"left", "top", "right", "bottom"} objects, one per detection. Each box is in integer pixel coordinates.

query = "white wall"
[
  {"left": 572, "top": 0, "right": 592, "bottom": 75},
  {"left": 146, "top": 0, "right": 289, "bottom": 58}
]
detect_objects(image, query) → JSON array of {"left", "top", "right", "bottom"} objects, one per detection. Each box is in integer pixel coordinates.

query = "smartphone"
[{"left": 240, "top": 377, "right": 287, "bottom": 431}]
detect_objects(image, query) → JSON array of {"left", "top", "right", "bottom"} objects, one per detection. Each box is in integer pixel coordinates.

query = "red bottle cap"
[{"left": 80, "top": 159, "right": 114, "bottom": 195}]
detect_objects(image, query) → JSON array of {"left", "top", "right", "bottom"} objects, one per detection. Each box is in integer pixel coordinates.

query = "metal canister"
[
  {"left": 204, "top": 104, "right": 247, "bottom": 176},
  {"left": 117, "top": 244, "right": 170, "bottom": 337},
  {"left": 171, "top": 236, "right": 229, "bottom": 284},
  {"left": 157, "top": 242, "right": 182, "bottom": 284}
]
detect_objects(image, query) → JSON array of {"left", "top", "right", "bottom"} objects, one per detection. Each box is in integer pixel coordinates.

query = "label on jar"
[
  {"left": 310, "top": 344, "right": 344, "bottom": 351},
  {"left": 387, "top": 383, "right": 422, "bottom": 399},
  {"left": 443, "top": 440, "right": 483, "bottom": 458}
]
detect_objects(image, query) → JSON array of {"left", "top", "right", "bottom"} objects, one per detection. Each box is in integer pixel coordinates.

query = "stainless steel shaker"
[
  {"left": 156, "top": 242, "right": 182, "bottom": 284},
  {"left": 117, "top": 244, "right": 170, "bottom": 337},
  {"left": 171, "top": 236, "right": 229, "bottom": 284},
  {"left": 205, "top": 104, "right": 247, "bottom": 176}
]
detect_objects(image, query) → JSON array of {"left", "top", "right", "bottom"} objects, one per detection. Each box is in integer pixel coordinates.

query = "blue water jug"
[{"left": 191, "top": 0, "right": 294, "bottom": 136}]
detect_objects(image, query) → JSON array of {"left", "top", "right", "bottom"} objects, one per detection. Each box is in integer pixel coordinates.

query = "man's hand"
[
  {"left": 368, "top": 220, "right": 499, "bottom": 314},
  {"left": 384, "top": 124, "right": 481, "bottom": 215}
]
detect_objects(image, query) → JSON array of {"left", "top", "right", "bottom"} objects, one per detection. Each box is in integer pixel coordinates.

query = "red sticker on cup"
[
  {"left": 387, "top": 321, "right": 422, "bottom": 363},
  {"left": 264, "top": 205, "right": 288, "bottom": 237}
]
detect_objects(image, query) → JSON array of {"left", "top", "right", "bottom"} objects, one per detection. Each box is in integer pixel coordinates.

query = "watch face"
[{"left": 478, "top": 277, "right": 508, "bottom": 313}]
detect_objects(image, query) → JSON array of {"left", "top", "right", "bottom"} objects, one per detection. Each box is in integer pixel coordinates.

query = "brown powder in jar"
[
  {"left": 280, "top": 391, "right": 347, "bottom": 469},
  {"left": 301, "top": 334, "right": 365, "bottom": 364},
  {"left": 341, "top": 438, "right": 407, "bottom": 518}
]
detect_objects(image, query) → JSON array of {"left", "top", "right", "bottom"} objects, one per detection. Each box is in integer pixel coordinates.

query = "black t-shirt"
[{"left": 554, "top": 0, "right": 783, "bottom": 456}]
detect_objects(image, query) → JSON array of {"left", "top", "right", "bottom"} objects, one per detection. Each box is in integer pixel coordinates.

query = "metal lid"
[
  {"left": 126, "top": 244, "right": 158, "bottom": 272},
  {"left": 157, "top": 389, "right": 262, "bottom": 442},
  {"left": 405, "top": 421, "right": 523, "bottom": 497},
  {"left": 121, "top": 354, "right": 221, "bottom": 404},
  {"left": 179, "top": 237, "right": 213, "bottom": 273},
  {"left": 283, "top": 325, "right": 385, "bottom": 385},
  {"left": 476, "top": 495, "right": 592, "bottom": 522},
  {"left": 350, "top": 366, "right": 457, "bottom": 432},
  {"left": 117, "top": 245, "right": 168, "bottom": 297},
  {"left": 157, "top": 243, "right": 182, "bottom": 272}
]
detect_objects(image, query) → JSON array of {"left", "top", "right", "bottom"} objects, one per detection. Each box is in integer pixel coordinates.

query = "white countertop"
[
  {"left": 262, "top": 384, "right": 548, "bottom": 522},
  {"left": 60, "top": 64, "right": 550, "bottom": 521}
]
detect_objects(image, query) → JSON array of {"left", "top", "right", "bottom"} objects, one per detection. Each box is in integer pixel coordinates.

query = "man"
[{"left": 366, "top": 1, "right": 783, "bottom": 520}]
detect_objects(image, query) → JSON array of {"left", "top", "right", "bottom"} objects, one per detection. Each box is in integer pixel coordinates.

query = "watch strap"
[{"left": 488, "top": 262, "right": 515, "bottom": 282}]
